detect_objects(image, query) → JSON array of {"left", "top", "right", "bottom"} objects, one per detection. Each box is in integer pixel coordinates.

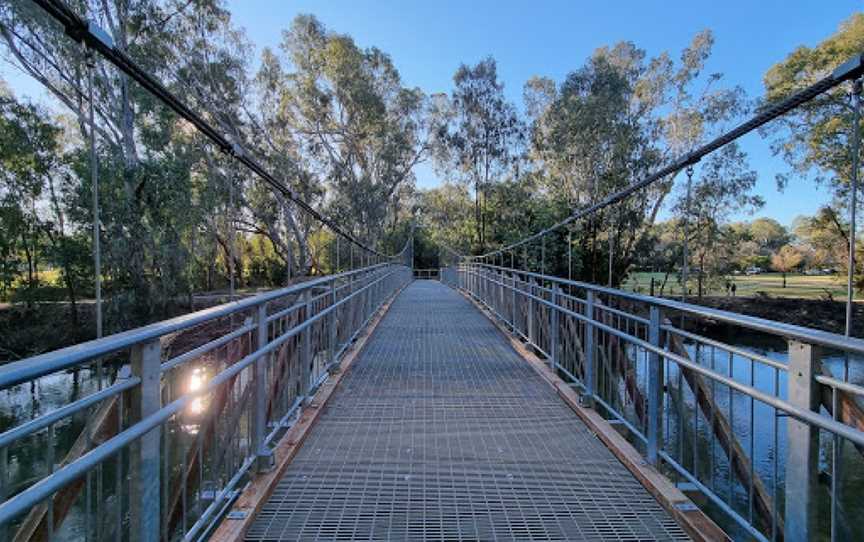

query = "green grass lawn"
[{"left": 623, "top": 271, "right": 855, "bottom": 300}]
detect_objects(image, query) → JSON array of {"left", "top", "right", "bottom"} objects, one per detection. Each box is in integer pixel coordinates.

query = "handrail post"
[
  {"left": 484, "top": 267, "right": 490, "bottom": 304},
  {"left": 329, "top": 280, "right": 338, "bottom": 371},
  {"left": 473, "top": 264, "right": 477, "bottom": 298},
  {"left": 301, "top": 289, "right": 312, "bottom": 401},
  {"left": 495, "top": 269, "right": 507, "bottom": 320},
  {"left": 582, "top": 290, "right": 596, "bottom": 407},
  {"left": 475, "top": 264, "right": 480, "bottom": 299},
  {"left": 528, "top": 278, "right": 536, "bottom": 347},
  {"left": 646, "top": 305, "right": 663, "bottom": 465},
  {"left": 511, "top": 273, "right": 517, "bottom": 332},
  {"left": 252, "top": 302, "right": 274, "bottom": 472},
  {"left": 550, "top": 285, "right": 560, "bottom": 372},
  {"left": 129, "top": 338, "right": 161, "bottom": 542},
  {"left": 785, "top": 340, "right": 821, "bottom": 541},
  {"left": 362, "top": 273, "right": 368, "bottom": 322}
]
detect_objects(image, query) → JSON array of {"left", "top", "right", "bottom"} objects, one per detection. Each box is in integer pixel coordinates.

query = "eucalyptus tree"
[
  {"left": 762, "top": 13, "right": 864, "bottom": 199},
  {"left": 0, "top": 90, "right": 54, "bottom": 302},
  {"left": 0, "top": 1, "right": 306, "bottom": 324},
  {"left": 762, "top": 13, "right": 864, "bottom": 300},
  {"left": 415, "top": 183, "right": 478, "bottom": 255},
  {"left": 0, "top": 84, "right": 93, "bottom": 326},
  {"left": 673, "top": 143, "right": 762, "bottom": 297},
  {"left": 434, "top": 57, "right": 524, "bottom": 252},
  {"left": 267, "top": 14, "right": 436, "bottom": 250},
  {"left": 525, "top": 31, "right": 748, "bottom": 285},
  {"left": 527, "top": 42, "right": 664, "bottom": 284},
  {"left": 748, "top": 217, "right": 790, "bottom": 252},
  {"left": 0, "top": 0, "right": 244, "bottom": 322}
]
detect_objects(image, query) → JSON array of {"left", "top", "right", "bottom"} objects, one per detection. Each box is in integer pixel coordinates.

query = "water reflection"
[{"left": 182, "top": 367, "right": 209, "bottom": 434}]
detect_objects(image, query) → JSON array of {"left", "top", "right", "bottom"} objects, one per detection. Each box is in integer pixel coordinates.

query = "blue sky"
[{"left": 3, "top": 0, "right": 862, "bottom": 226}]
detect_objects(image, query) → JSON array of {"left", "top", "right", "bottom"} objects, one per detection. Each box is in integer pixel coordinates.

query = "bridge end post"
[
  {"left": 785, "top": 340, "right": 822, "bottom": 542},
  {"left": 646, "top": 305, "right": 664, "bottom": 466},
  {"left": 129, "top": 338, "right": 161, "bottom": 542}
]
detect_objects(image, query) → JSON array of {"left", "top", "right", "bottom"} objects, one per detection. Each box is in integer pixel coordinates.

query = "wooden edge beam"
[
  {"left": 458, "top": 289, "right": 731, "bottom": 542},
  {"left": 209, "top": 282, "right": 410, "bottom": 542}
]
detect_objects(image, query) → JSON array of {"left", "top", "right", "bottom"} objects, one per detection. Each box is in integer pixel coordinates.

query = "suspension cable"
[
  {"left": 681, "top": 164, "right": 694, "bottom": 299},
  {"left": 472, "top": 52, "right": 864, "bottom": 261},
  {"left": 30, "top": 0, "right": 402, "bottom": 260}
]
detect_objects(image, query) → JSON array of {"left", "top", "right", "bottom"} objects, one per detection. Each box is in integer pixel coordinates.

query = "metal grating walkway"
[{"left": 245, "top": 281, "right": 689, "bottom": 541}]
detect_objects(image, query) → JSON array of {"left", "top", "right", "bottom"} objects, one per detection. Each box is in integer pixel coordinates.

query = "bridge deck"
[{"left": 245, "top": 281, "right": 689, "bottom": 541}]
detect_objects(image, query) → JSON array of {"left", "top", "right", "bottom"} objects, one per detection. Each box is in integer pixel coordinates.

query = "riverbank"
[
  {"left": 0, "top": 290, "right": 258, "bottom": 362},
  {"left": 681, "top": 295, "right": 864, "bottom": 337}
]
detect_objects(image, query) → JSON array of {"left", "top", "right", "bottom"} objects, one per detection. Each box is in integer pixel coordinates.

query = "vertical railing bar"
[
  {"left": 181, "top": 421, "right": 188, "bottom": 537},
  {"left": 330, "top": 280, "right": 338, "bottom": 371},
  {"left": 301, "top": 288, "right": 312, "bottom": 401},
  {"left": 115, "top": 397, "right": 123, "bottom": 541},
  {"left": 86, "top": 429, "right": 92, "bottom": 541},
  {"left": 710, "top": 345, "right": 716, "bottom": 492},
  {"left": 831, "top": 386, "right": 839, "bottom": 542},
  {"left": 196, "top": 422, "right": 203, "bottom": 523},
  {"left": 785, "top": 340, "right": 821, "bottom": 542},
  {"left": 647, "top": 305, "right": 663, "bottom": 466},
  {"left": 0, "top": 446, "right": 6, "bottom": 541},
  {"left": 727, "top": 350, "right": 734, "bottom": 506},
  {"left": 665, "top": 352, "right": 671, "bottom": 459},
  {"left": 693, "top": 343, "right": 700, "bottom": 483},
  {"left": 161, "top": 410, "right": 169, "bottom": 542},
  {"left": 253, "top": 302, "right": 274, "bottom": 472},
  {"left": 677, "top": 343, "right": 684, "bottom": 483},
  {"left": 772, "top": 367, "right": 779, "bottom": 542},
  {"left": 129, "top": 338, "right": 161, "bottom": 542},
  {"left": 550, "top": 285, "right": 559, "bottom": 372},
  {"left": 528, "top": 278, "right": 535, "bottom": 348},
  {"left": 47, "top": 423, "right": 55, "bottom": 541},
  {"left": 583, "top": 291, "right": 595, "bottom": 406},
  {"left": 749, "top": 357, "right": 756, "bottom": 524}
]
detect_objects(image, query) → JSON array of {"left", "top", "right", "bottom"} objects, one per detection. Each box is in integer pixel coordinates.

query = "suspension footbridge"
[{"left": 4, "top": 1, "right": 864, "bottom": 541}]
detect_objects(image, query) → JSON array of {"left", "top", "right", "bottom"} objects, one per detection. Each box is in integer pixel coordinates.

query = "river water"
[{"left": 661, "top": 329, "right": 864, "bottom": 541}]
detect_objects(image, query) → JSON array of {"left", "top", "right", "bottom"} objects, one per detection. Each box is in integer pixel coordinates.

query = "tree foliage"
[
  {"left": 762, "top": 13, "right": 864, "bottom": 198},
  {"left": 0, "top": 4, "right": 800, "bottom": 355}
]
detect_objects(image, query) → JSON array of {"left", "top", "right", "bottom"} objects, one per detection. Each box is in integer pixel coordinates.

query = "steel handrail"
[
  {"left": 0, "top": 266, "right": 411, "bottom": 525},
  {"left": 466, "top": 263, "right": 864, "bottom": 357},
  {"left": 0, "top": 263, "right": 403, "bottom": 389},
  {"left": 0, "top": 376, "right": 140, "bottom": 448},
  {"left": 460, "top": 265, "right": 864, "bottom": 447}
]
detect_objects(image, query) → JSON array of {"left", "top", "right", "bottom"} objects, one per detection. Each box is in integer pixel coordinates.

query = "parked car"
[
  {"left": 744, "top": 266, "right": 763, "bottom": 275},
  {"left": 804, "top": 268, "right": 836, "bottom": 276}
]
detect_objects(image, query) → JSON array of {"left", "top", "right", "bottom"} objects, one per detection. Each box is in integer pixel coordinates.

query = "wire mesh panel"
[{"left": 245, "top": 281, "right": 689, "bottom": 542}]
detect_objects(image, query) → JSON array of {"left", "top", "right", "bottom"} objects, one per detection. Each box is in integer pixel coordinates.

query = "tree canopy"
[{"left": 1, "top": 2, "right": 856, "bottom": 357}]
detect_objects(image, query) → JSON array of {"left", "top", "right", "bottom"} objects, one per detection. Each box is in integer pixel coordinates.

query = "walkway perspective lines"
[{"left": 245, "top": 280, "right": 689, "bottom": 541}]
